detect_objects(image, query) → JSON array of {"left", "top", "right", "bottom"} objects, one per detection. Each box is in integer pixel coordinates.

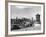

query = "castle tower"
[{"left": 36, "top": 14, "right": 40, "bottom": 24}]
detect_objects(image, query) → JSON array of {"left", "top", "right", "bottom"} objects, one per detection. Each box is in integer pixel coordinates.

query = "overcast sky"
[{"left": 10, "top": 5, "right": 41, "bottom": 19}]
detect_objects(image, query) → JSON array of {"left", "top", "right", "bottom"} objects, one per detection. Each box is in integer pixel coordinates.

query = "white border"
[{"left": 8, "top": 2, "right": 44, "bottom": 35}]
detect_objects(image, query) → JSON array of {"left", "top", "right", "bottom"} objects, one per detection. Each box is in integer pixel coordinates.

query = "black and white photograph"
[
  {"left": 8, "top": 2, "right": 44, "bottom": 35},
  {"left": 11, "top": 5, "right": 41, "bottom": 31}
]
